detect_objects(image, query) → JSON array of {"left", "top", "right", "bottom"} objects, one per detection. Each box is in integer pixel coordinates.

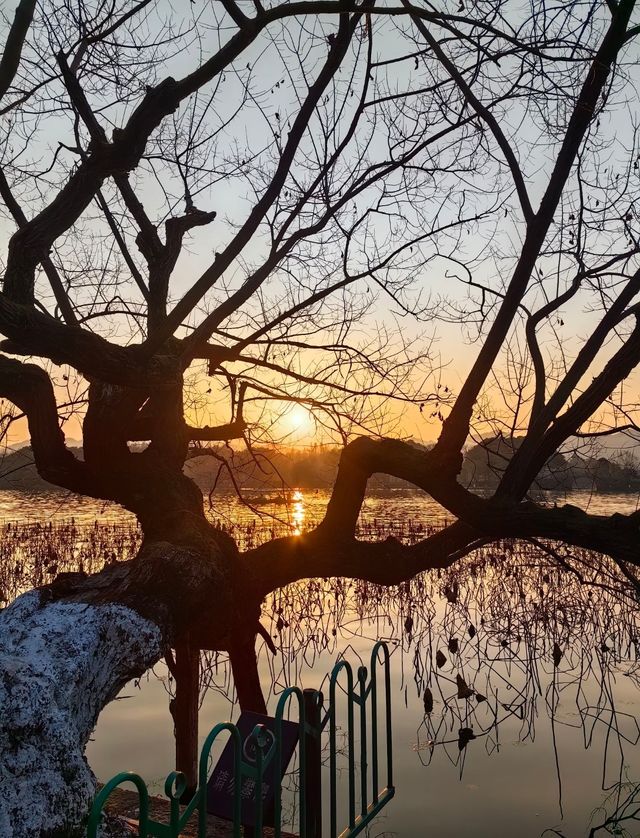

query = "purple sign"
[{"left": 206, "top": 711, "right": 300, "bottom": 827}]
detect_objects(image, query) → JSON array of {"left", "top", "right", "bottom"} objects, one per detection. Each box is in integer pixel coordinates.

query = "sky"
[{"left": 2, "top": 1, "right": 640, "bottom": 450}]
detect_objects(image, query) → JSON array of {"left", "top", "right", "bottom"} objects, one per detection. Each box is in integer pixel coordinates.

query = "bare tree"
[{"left": 2, "top": 0, "right": 640, "bottom": 834}]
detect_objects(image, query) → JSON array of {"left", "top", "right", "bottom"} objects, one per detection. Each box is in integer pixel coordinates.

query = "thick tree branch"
[
  {"left": 244, "top": 519, "right": 483, "bottom": 595},
  {"left": 0, "top": 168, "right": 78, "bottom": 324},
  {"left": 245, "top": 435, "right": 640, "bottom": 595},
  {"left": 0, "top": 301, "right": 181, "bottom": 389},
  {"left": 0, "top": 355, "right": 88, "bottom": 492},
  {"left": 220, "top": 0, "right": 250, "bottom": 28},
  {"left": 183, "top": 380, "right": 246, "bottom": 443},
  {"left": 185, "top": 420, "right": 247, "bottom": 442},
  {"left": 0, "top": 0, "right": 35, "bottom": 101},
  {"left": 149, "top": 209, "right": 217, "bottom": 333}
]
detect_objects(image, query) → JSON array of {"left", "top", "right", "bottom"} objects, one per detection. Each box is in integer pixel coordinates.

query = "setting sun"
[{"left": 286, "top": 404, "right": 312, "bottom": 436}]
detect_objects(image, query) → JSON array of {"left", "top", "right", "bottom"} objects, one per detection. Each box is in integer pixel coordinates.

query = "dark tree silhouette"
[{"left": 2, "top": 0, "right": 640, "bottom": 834}]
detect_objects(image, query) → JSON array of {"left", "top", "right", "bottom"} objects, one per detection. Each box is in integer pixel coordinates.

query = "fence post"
[
  {"left": 303, "top": 688, "right": 322, "bottom": 838},
  {"left": 172, "top": 641, "right": 199, "bottom": 802}
]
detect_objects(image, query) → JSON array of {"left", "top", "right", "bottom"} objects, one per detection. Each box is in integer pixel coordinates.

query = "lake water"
[{"left": 3, "top": 487, "right": 640, "bottom": 836}]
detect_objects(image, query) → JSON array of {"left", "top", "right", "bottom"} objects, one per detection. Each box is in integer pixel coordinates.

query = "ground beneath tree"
[{"left": 102, "top": 786, "right": 296, "bottom": 836}]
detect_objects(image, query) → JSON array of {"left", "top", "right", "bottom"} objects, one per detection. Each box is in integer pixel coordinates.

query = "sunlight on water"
[{"left": 291, "top": 489, "right": 304, "bottom": 535}]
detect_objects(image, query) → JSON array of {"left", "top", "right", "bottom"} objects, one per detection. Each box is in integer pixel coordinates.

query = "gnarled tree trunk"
[
  {"left": 0, "top": 507, "right": 268, "bottom": 836},
  {"left": 0, "top": 592, "right": 161, "bottom": 836},
  {"left": 0, "top": 364, "right": 269, "bottom": 835}
]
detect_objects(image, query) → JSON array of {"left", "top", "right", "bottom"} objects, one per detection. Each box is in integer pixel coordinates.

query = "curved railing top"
[{"left": 87, "top": 641, "right": 394, "bottom": 838}]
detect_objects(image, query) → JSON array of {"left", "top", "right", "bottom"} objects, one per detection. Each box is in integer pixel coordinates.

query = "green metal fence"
[
  {"left": 87, "top": 641, "right": 394, "bottom": 838},
  {"left": 325, "top": 641, "right": 394, "bottom": 838}
]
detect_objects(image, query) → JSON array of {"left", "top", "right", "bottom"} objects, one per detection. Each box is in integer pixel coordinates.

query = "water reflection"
[
  {"left": 259, "top": 546, "right": 640, "bottom": 836},
  {"left": 291, "top": 490, "right": 305, "bottom": 536},
  {"left": 4, "top": 491, "right": 640, "bottom": 835}
]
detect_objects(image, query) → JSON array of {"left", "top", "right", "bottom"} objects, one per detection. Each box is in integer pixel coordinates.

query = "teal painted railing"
[
  {"left": 87, "top": 641, "right": 394, "bottom": 837},
  {"left": 324, "top": 641, "right": 394, "bottom": 838}
]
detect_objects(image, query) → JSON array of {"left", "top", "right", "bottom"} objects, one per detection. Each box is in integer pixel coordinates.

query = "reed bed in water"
[
  {"left": 4, "top": 516, "right": 638, "bottom": 695},
  {"left": 4, "top": 515, "right": 640, "bottom": 813},
  {"left": 0, "top": 515, "right": 636, "bottom": 611},
  {"left": 0, "top": 514, "right": 443, "bottom": 604},
  {"left": 0, "top": 520, "right": 140, "bottom": 605},
  {"left": 259, "top": 541, "right": 640, "bottom": 797},
  {"left": 3, "top": 516, "right": 640, "bottom": 695}
]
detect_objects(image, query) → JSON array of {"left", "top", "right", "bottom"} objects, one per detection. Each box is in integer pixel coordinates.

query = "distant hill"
[
  {"left": 462, "top": 435, "right": 640, "bottom": 493},
  {"left": 0, "top": 446, "right": 88, "bottom": 491},
  {"left": 184, "top": 445, "right": 414, "bottom": 491},
  {"left": 565, "top": 431, "right": 640, "bottom": 457},
  {"left": 0, "top": 444, "right": 417, "bottom": 494},
  {"left": 2, "top": 438, "right": 639, "bottom": 495},
  {"left": 0, "top": 447, "right": 51, "bottom": 491}
]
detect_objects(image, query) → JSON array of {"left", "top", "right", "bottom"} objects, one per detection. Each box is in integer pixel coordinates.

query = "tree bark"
[
  {"left": 0, "top": 591, "right": 161, "bottom": 837},
  {"left": 0, "top": 516, "right": 265, "bottom": 837},
  {"left": 230, "top": 636, "right": 268, "bottom": 715},
  {"left": 171, "top": 642, "right": 200, "bottom": 800}
]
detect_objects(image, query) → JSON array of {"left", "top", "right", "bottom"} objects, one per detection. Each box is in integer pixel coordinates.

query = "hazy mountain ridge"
[
  {"left": 3, "top": 438, "right": 640, "bottom": 495},
  {"left": 461, "top": 435, "right": 640, "bottom": 492}
]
